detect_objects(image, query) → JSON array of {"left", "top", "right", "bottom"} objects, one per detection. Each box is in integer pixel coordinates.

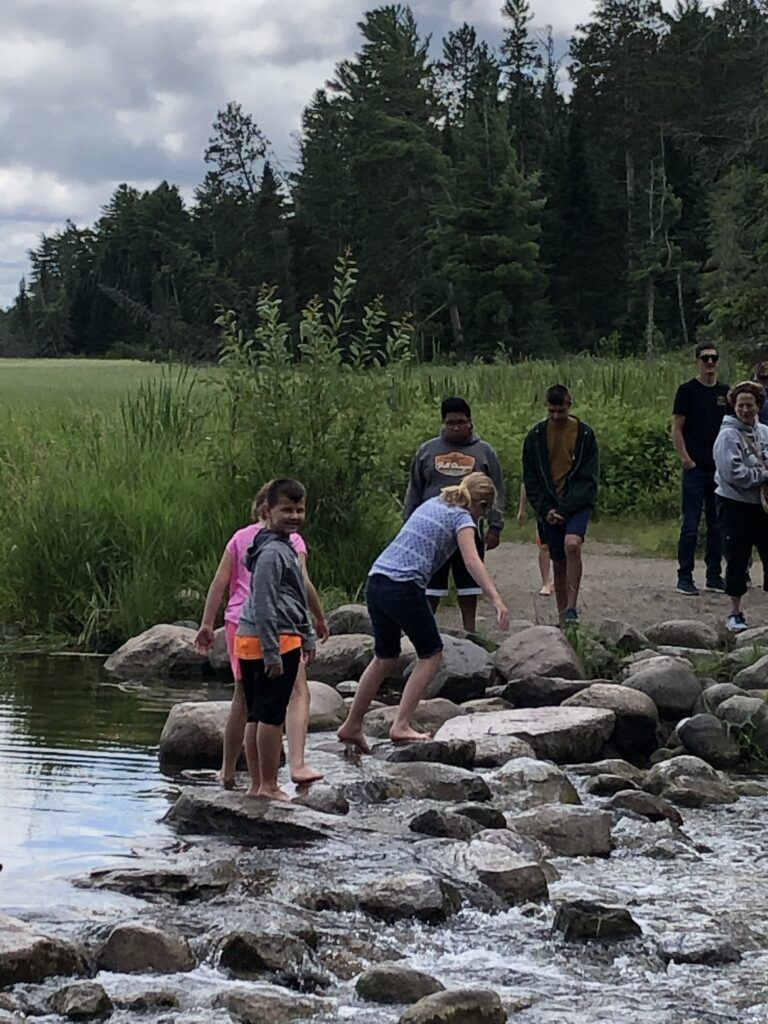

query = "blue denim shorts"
[
  {"left": 537, "top": 509, "right": 591, "bottom": 562},
  {"left": 366, "top": 573, "right": 444, "bottom": 660}
]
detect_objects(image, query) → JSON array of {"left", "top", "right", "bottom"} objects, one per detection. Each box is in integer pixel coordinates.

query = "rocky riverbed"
[{"left": 4, "top": 614, "right": 768, "bottom": 1023}]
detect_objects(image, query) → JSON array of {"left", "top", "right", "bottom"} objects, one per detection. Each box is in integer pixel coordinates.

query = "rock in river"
[
  {"left": 553, "top": 899, "right": 641, "bottom": 941},
  {"left": 494, "top": 626, "right": 583, "bottom": 681},
  {"left": 0, "top": 913, "right": 84, "bottom": 986},
  {"left": 382, "top": 762, "right": 491, "bottom": 802},
  {"left": 508, "top": 805, "right": 613, "bottom": 857},
  {"left": 359, "top": 872, "right": 462, "bottom": 924},
  {"left": 404, "top": 634, "right": 493, "bottom": 702},
  {"left": 399, "top": 988, "right": 506, "bottom": 1024},
  {"left": 643, "top": 755, "right": 738, "bottom": 807},
  {"left": 490, "top": 757, "right": 580, "bottom": 810},
  {"left": 356, "top": 963, "right": 445, "bottom": 1005},
  {"left": 435, "top": 706, "right": 615, "bottom": 763},
  {"left": 364, "top": 699, "right": 465, "bottom": 739},
  {"left": 562, "top": 683, "right": 658, "bottom": 758},
  {"left": 104, "top": 624, "right": 207, "bottom": 680},
  {"left": 96, "top": 922, "right": 195, "bottom": 974},
  {"left": 158, "top": 700, "right": 230, "bottom": 768},
  {"left": 50, "top": 982, "right": 113, "bottom": 1021}
]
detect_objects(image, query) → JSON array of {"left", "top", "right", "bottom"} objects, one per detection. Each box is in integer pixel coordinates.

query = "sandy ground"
[{"left": 436, "top": 539, "right": 768, "bottom": 638}]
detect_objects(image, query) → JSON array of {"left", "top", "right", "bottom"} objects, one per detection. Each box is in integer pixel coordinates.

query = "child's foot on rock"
[
  {"left": 257, "top": 786, "right": 292, "bottom": 802},
  {"left": 389, "top": 726, "right": 432, "bottom": 744},
  {"left": 218, "top": 773, "right": 238, "bottom": 791},
  {"left": 291, "top": 765, "right": 324, "bottom": 784},
  {"left": 539, "top": 583, "right": 552, "bottom": 596},
  {"left": 337, "top": 727, "right": 370, "bottom": 754}
]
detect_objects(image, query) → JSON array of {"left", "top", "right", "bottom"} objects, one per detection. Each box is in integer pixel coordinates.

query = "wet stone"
[
  {"left": 453, "top": 803, "right": 507, "bottom": 831},
  {"left": 491, "top": 756, "right": 580, "bottom": 810},
  {"left": 608, "top": 789, "right": 684, "bottom": 825},
  {"left": 585, "top": 774, "right": 640, "bottom": 797},
  {"left": 382, "top": 762, "right": 491, "bottom": 803},
  {"left": 409, "top": 808, "right": 483, "bottom": 840},
  {"left": 50, "top": 982, "right": 112, "bottom": 1021},
  {"left": 471, "top": 735, "right": 537, "bottom": 768},
  {"left": 292, "top": 785, "right": 349, "bottom": 816},
  {"left": 359, "top": 872, "right": 462, "bottom": 924},
  {"left": 80, "top": 857, "right": 240, "bottom": 900},
  {"left": 0, "top": 913, "right": 85, "bottom": 986},
  {"left": 356, "top": 963, "right": 445, "bottom": 1005},
  {"left": 214, "top": 987, "right": 330, "bottom": 1023},
  {"left": 508, "top": 805, "right": 613, "bottom": 857},
  {"left": 96, "top": 922, "right": 195, "bottom": 974},
  {"left": 553, "top": 899, "right": 642, "bottom": 941},
  {"left": 399, "top": 988, "right": 506, "bottom": 1024},
  {"left": 385, "top": 739, "right": 476, "bottom": 768},
  {"left": 114, "top": 988, "right": 180, "bottom": 1011},
  {"left": 217, "top": 929, "right": 309, "bottom": 979},
  {"left": 657, "top": 932, "right": 741, "bottom": 965}
]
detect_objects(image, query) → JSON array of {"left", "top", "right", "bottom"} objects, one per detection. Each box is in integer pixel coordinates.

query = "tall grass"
[{"left": 0, "top": 281, "right": 741, "bottom": 649}]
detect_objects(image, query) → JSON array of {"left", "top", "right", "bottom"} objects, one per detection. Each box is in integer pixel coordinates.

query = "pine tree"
[{"left": 500, "top": 0, "right": 543, "bottom": 174}]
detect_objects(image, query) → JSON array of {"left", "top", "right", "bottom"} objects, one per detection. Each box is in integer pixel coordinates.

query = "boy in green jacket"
[{"left": 522, "top": 384, "right": 599, "bottom": 625}]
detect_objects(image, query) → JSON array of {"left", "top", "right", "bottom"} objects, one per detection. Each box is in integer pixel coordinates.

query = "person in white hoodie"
[{"left": 713, "top": 381, "right": 768, "bottom": 632}]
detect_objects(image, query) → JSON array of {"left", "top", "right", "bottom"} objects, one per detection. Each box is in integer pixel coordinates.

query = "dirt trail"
[{"left": 436, "top": 539, "right": 768, "bottom": 639}]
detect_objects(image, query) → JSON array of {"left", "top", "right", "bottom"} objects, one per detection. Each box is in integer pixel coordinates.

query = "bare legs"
[
  {"left": 553, "top": 535, "right": 584, "bottom": 617},
  {"left": 221, "top": 664, "right": 322, "bottom": 789},
  {"left": 337, "top": 651, "right": 443, "bottom": 752},
  {"left": 428, "top": 593, "right": 478, "bottom": 633},
  {"left": 538, "top": 545, "right": 553, "bottom": 596},
  {"left": 244, "top": 721, "right": 290, "bottom": 800}
]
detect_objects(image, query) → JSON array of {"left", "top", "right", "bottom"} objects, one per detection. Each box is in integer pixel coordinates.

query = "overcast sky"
[{"left": 0, "top": 0, "right": 717, "bottom": 308}]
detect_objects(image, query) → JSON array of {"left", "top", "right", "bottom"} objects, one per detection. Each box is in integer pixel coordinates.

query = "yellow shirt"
[{"left": 547, "top": 417, "right": 579, "bottom": 496}]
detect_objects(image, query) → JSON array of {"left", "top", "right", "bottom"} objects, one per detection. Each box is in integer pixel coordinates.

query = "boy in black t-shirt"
[{"left": 671, "top": 342, "right": 729, "bottom": 595}]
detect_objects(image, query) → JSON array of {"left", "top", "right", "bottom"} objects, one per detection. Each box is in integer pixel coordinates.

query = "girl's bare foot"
[
  {"left": 336, "top": 727, "right": 370, "bottom": 754},
  {"left": 219, "top": 774, "right": 238, "bottom": 791},
  {"left": 291, "top": 765, "right": 324, "bottom": 784},
  {"left": 389, "top": 726, "right": 432, "bottom": 744},
  {"left": 539, "top": 584, "right": 553, "bottom": 596},
  {"left": 257, "top": 786, "right": 292, "bottom": 801}
]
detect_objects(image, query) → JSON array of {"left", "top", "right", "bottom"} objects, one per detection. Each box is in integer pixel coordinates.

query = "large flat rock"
[
  {"left": 164, "top": 788, "right": 372, "bottom": 845},
  {"left": 434, "top": 706, "right": 615, "bottom": 763}
]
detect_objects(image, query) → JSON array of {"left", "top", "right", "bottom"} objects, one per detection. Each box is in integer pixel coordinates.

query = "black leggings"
[
  {"left": 717, "top": 496, "right": 768, "bottom": 598},
  {"left": 239, "top": 648, "right": 301, "bottom": 726}
]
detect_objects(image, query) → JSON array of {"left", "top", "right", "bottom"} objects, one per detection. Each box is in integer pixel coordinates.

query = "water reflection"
[{"left": 0, "top": 656, "right": 185, "bottom": 910}]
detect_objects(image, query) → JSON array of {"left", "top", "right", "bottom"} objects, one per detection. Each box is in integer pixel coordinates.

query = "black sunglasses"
[{"left": 700, "top": 354, "right": 719, "bottom": 363}]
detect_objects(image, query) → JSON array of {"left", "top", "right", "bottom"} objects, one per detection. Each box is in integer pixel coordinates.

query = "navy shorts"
[
  {"left": 366, "top": 573, "right": 444, "bottom": 660},
  {"left": 426, "top": 531, "right": 485, "bottom": 597},
  {"left": 538, "top": 509, "right": 591, "bottom": 562}
]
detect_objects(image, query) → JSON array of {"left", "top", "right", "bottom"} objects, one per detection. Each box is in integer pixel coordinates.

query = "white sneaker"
[{"left": 726, "top": 613, "right": 749, "bottom": 633}]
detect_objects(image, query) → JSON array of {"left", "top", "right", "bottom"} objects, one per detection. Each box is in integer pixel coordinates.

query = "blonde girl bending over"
[{"left": 337, "top": 472, "right": 509, "bottom": 753}]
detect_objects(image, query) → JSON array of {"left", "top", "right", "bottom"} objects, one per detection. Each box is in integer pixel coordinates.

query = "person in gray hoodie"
[
  {"left": 403, "top": 397, "right": 505, "bottom": 633},
  {"left": 713, "top": 381, "right": 768, "bottom": 633},
  {"left": 236, "top": 478, "right": 316, "bottom": 800}
]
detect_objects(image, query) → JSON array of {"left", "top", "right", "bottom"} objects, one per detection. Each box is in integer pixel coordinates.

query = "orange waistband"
[{"left": 234, "top": 634, "right": 302, "bottom": 660}]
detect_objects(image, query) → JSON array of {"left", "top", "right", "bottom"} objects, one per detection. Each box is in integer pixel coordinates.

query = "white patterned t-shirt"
[{"left": 370, "top": 497, "right": 476, "bottom": 589}]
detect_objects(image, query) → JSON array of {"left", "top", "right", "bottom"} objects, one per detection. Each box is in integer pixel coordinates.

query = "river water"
[{"left": 2, "top": 655, "right": 768, "bottom": 1023}]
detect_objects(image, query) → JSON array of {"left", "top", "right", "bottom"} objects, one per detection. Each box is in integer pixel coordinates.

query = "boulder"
[
  {"left": 364, "top": 699, "right": 465, "bottom": 739},
  {"left": 208, "top": 626, "right": 231, "bottom": 675},
  {"left": 715, "top": 695, "right": 768, "bottom": 751},
  {"left": 404, "top": 635, "right": 493, "bottom": 702},
  {"left": 359, "top": 872, "right": 462, "bottom": 924},
  {"left": 80, "top": 857, "right": 239, "bottom": 900},
  {"left": 677, "top": 714, "right": 741, "bottom": 768},
  {"left": 114, "top": 988, "right": 180, "bottom": 1012},
  {"left": 356, "top": 963, "right": 444, "bottom": 1005},
  {"left": 214, "top": 988, "right": 329, "bottom": 1024},
  {"left": 307, "top": 681, "right": 347, "bottom": 731},
  {"left": 508, "top": 805, "right": 613, "bottom": 857},
  {"left": 694, "top": 683, "right": 746, "bottom": 715},
  {"left": 553, "top": 899, "right": 641, "bottom": 941},
  {"left": 643, "top": 755, "right": 738, "bottom": 807},
  {"left": 327, "top": 604, "right": 373, "bottom": 636},
  {"left": 217, "top": 929, "right": 308, "bottom": 979},
  {"left": 568, "top": 759, "right": 646, "bottom": 784},
  {"left": 409, "top": 809, "right": 483, "bottom": 840},
  {"left": 585, "top": 774, "right": 639, "bottom": 797},
  {"left": 733, "top": 652, "right": 768, "bottom": 690},
  {"left": 734, "top": 625, "right": 768, "bottom": 649},
  {"left": 472, "top": 735, "right": 537, "bottom": 768},
  {"left": 439, "top": 841, "right": 549, "bottom": 905},
  {"left": 461, "top": 698, "right": 512, "bottom": 713},
  {"left": 386, "top": 739, "right": 476, "bottom": 769},
  {"left": 597, "top": 619, "right": 649, "bottom": 653},
  {"left": 399, "top": 988, "right": 506, "bottom": 1024},
  {"left": 50, "top": 983, "right": 112, "bottom": 1021},
  {"left": 158, "top": 700, "right": 230, "bottom": 768},
  {"left": 453, "top": 804, "right": 507, "bottom": 831},
  {"left": 490, "top": 757, "right": 580, "bottom": 810},
  {"left": 104, "top": 624, "right": 207, "bottom": 680},
  {"left": 0, "top": 914, "right": 84, "bottom": 986},
  {"left": 293, "top": 785, "right": 350, "bottom": 816},
  {"left": 501, "top": 676, "right": 593, "bottom": 707},
  {"left": 646, "top": 619, "right": 719, "bottom": 650},
  {"left": 608, "top": 789, "right": 683, "bottom": 825},
  {"left": 311, "top": 634, "right": 374, "bottom": 684},
  {"left": 562, "top": 683, "right": 658, "bottom": 757},
  {"left": 622, "top": 656, "right": 702, "bottom": 718},
  {"left": 494, "top": 626, "right": 583, "bottom": 681},
  {"left": 657, "top": 932, "right": 741, "bottom": 966},
  {"left": 435, "top": 706, "right": 615, "bottom": 764},
  {"left": 96, "top": 922, "right": 195, "bottom": 973},
  {"left": 383, "top": 762, "right": 491, "bottom": 802}
]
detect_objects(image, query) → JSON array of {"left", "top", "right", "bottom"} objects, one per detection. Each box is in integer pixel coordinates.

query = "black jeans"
[
  {"left": 717, "top": 497, "right": 768, "bottom": 598},
  {"left": 677, "top": 467, "right": 721, "bottom": 583}
]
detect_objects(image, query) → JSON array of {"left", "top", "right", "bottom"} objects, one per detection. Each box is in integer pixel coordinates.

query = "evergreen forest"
[{"left": 3, "top": 0, "right": 768, "bottom": 362}]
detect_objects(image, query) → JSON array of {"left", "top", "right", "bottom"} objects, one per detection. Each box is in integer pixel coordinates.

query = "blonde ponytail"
[{"left": 441, "top": 471, "right": 496, "bottom": 510}]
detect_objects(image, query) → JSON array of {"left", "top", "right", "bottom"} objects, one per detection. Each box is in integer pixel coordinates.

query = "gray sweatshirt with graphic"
[
  {"left": 236, "top": 530, "right": 316, "bottom": 664},
  {"left": 403, "top": 431, "right": 506, "bottom": 532},
  {"left": 714, "top": 415, "right": 768, "bottom": 504}
]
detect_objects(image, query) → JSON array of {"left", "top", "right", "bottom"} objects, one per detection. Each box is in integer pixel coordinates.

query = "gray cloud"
[{"left": 0, "top": 0, "right": 720, "bottom": 306}]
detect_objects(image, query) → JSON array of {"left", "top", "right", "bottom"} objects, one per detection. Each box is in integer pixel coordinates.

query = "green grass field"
[{"left": 0, "top": 353, "right": 716, "bottom": 648}]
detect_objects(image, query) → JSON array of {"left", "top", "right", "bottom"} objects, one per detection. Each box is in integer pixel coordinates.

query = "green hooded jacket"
[{"left": 522, "top": 418, "right": 599, "bottom": 520}]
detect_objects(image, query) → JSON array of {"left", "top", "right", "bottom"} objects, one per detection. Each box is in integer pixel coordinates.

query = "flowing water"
[{"left": 2, "top": 656, "right": 768, "bottom": 1023}]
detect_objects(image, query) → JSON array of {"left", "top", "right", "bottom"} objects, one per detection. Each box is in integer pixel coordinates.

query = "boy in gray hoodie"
[
  {"left": 403, "top": 397, "right": 506, "bottom": 632},
  {"left": 235, "top": 478, "right": 316, "bottom": 799}
]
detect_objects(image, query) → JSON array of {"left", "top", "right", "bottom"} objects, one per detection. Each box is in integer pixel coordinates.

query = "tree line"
[{"left": 2, "top": 0, "right": 768, "bottom": 362}]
